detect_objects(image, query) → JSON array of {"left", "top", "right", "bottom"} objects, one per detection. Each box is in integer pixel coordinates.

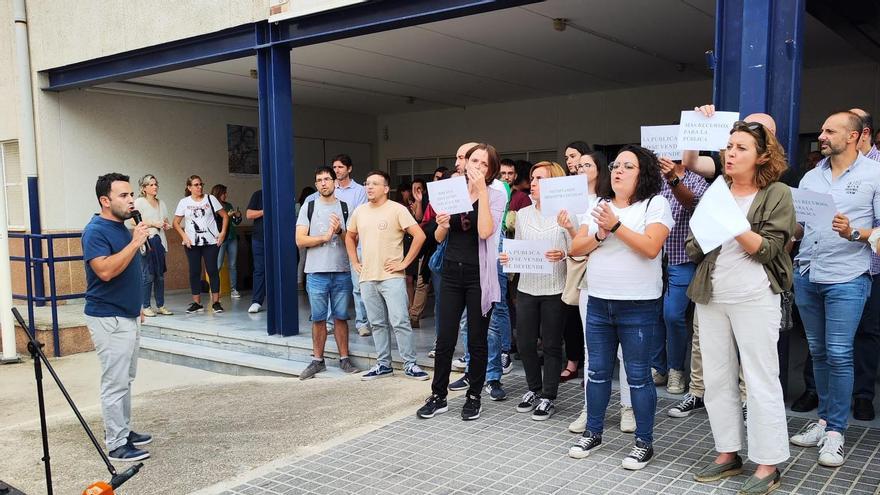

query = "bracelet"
[
  {"left": 610, "top": 221, "right": 622, "bottom": 233},
  {"left": 594, "top": 232, "right": 605, "bottom": 243}
]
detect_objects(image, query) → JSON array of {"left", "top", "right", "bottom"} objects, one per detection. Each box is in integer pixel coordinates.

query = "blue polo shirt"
[
  {"left": 796, "top": 154, "right": 880, "bottom": 284},
  {"left": 82, "top": 215, "right": 142, "bottom": 318}
]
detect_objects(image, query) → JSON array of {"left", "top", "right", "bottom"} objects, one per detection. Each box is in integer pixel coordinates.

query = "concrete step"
[{"left": 139, "top": 337, "right": 348, "bottom": 378}]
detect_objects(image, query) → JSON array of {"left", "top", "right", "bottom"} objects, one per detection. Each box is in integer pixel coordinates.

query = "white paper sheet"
[
  {"left": 426, "top": 176, "right": 473, "bottom": 215},
  {"left": 688, "top": 179, "right": 751, "bottom": 253},
  {"left": 502, "top": 239, "right": 554, "bottom": 274},
  {"left": 678, "top": 110, "right": 741, "bottom": 151},
  {"left": 538, "top": 174, "right": 589, "bottom": 218},
  {"left": 641, "top": 125, "right": 683, "bottom": 161},
  {"left": 790, "top": 187, "right": 836, "bottom": 228}
]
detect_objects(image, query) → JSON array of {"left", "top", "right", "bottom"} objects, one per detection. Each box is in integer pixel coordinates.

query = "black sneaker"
[
  {"left": 461, "top": 393, "right": 482, "bottom": 421},
  {"left": 108, "top": 442, "right": 150, "bottom": 462},
  {"left": 485, "top": 380, "right": 507, "bottom": 401},
  {"left": 621, "top": 440, "right": 654, "bottom": 470},
  {"left": 667, "top": 393, "right": 704, "bottom": 418},
  {"left": 516, "top": 391, "right": 539, "bottom": 413},
  {"left": 212, "top": 302, "right": 224, "bottom": 313},
  {"left": 532, "top": 398, "right": 556, "bottom": 421},
  {"left": 417, "top": 394, "right": 448, "bottom": 419},
  {"left": 501, "top": 352, "right": 513, "bottom": 375},
  {"left": 186, "top": 302, "right": 204, "bottom": 314},
  {"left": 568, "top": 431, "right": 602, "bottom": 459},
  {"left": 127, "top": 431, "right": 152, "bottom": 447},
  {"left": 449, "top": 373, "right": 470, "bottom": 391}
]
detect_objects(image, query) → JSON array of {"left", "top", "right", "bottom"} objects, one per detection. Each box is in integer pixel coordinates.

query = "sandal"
[{"left": 560, "top": 368, "right": 578, "bottom": 382}]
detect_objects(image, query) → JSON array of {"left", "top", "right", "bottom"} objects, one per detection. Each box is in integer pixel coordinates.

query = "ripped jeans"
[{"left": 586, "top": 296, "right": 660, "bottom": 445}]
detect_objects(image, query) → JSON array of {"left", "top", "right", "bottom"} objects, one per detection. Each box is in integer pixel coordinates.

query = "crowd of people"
[{"left": 82, "top": 105, "right": 880, "bottom": 495}]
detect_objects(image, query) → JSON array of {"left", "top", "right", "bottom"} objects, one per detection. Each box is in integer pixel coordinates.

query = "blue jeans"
[
  {"left": 486, "top": 262, "right": 510, "bottom": 381},
  {"left": 854, "top": 273, "right": 880, "bottom": 400},
  {"left": 586, "top": 297, "right": 660, "bottom": 444},
  {"left": 141, "top": 254, "right": 165, "bottom": 308},
  {"left": 653, "top": 262, "right": 696, "bottom": 374},
  {"left": 350, "top": 266, "right": 370, "bottom": 330},
  {"left": 360, "top": 277, "right": 417, "bottom": 368},
  {"left": 794, "top": 271, "right": 871, "bottom": 433},
  {"left": 251, "top": 238, "right": 265, "bottom": 305},
  {"left": 306, "top": 272, "right": 352, "bottom": 321},
  {"left": 217, "top": 236, "right": 238, "bottom": 291}
]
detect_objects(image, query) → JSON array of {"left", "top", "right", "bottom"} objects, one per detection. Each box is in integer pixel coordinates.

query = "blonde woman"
[{"left": 134, "top": 174, "right": 172, "bottom": 316}]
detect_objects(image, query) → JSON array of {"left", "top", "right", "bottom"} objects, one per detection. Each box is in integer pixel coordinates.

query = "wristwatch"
[
  {"left": 668, "top": 176, "right": 681, "bottom": 188},
  {"left": 850, "top": 229, "right": 862, "bottom": 242}
]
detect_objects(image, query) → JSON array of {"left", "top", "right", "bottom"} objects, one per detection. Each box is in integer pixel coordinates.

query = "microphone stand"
[{"left": 12, "top": 308, "right": 142, "bottom": 494}]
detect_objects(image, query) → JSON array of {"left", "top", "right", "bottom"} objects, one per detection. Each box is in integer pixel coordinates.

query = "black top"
[
  {"left": 444, "top": 201, "right": 479, "bottom": 265},
  {"left": 247, "top": 189, "right": 263, "bottom": 240}
]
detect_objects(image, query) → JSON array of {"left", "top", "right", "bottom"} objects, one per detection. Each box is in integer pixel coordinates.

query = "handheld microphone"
[{"left": 131, "top": 210, "right": 150, "bottom": 252}]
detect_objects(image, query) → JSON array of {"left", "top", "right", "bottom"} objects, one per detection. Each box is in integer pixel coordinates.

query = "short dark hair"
[
  {"left": 366, "top": 170, "right": 390, "bottom": 186},
  {"left": 210, "top": 184, "right": 227, "bottom": 199},
  {"left": 412, "top": 178, "right": 427, "bottom": 189},
  {"left": 565, "top": 141, "right": 592, "bottom": 156},
  {"left": 315, "top": 166, "right": 336, "bottom": 181},
  {"left": 831, "top": 111, "right": 864, "bottom": 134},
  {"left": 514, "top": 160, "right": 532, "bottom": 186},
  {"left": 398, "top": 180, "right": 412, "bottom": 193},
  {"left": 500, "top": 158, "right": 516, "bottom": 168},
  {"left": 859, "top": 111, "right": 875, "bottom": 145},
  {"left": 611, "top": 145, "right": 663, "bottom": 205},
  {"left": 332, "top": 154, "right": 353, "bottom": 168},
  {"left": 95, "top": 173, "right": 129, "bottom": 202},
  {"left": 434, "top": 166, "right": 449, "bottom": 175}
]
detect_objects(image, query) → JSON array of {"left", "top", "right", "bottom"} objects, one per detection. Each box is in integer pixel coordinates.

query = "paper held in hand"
[
  {"left": 790, "top": 187, "right": 836, "bottom": 227},
  {"left": 641, "top": 125, "right": 683, "bottom": 161},
  {"left": 688, "top": 179, "right": 751, "bottom": 253},
  {"left": 678, "top": 110, "right": 741, "bottom": 151},
  {"left": 538, "top": 174, "right": 589, "bottom": 217},
  {"left": 426, "top": 176, "right": 473, "bottom": 215},
  {"left": 502, "top": 239, "right": 553, "bottom": 274}
]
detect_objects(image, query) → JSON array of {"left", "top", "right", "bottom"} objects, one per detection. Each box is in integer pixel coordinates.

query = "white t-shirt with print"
[
  {"left": 175, "top": 195, "right": 224, "bottom": 246},
  {"left": 585, "top": 195, "right": 675, "bottom": 300}
]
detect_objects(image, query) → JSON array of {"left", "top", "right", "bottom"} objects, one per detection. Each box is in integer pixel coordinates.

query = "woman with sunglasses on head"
[
  {"left": 173, "top": 175, "right": 229, "bottom": 314},
  {"left": 562, "top": 152, "right": 637, "bottom": 435},
  {"left": 687, "top": 121, "right": 794, "bottom": 495},
  {"left": 499, "top": 161, "right": 571, "bottom": 421},
  {"left": 133, "top": 174, "right": 173, "bottom": 317},
  {"left": 567, "top": 145, "right": 672, "bottom": 471},
  {"left": 417, "top": 143, "right": 505, "bottom": 421}
]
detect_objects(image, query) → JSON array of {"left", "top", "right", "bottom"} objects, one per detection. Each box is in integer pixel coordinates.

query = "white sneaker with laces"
[
  {"left": 230, "top": 289, "right": 241, "bottom": 299},
  {"left": 620, "top": 406, "right": 636, "bottom": 433},
  {"left": 818, "top": 431, "right": 845, "bottom": 467},
  {"left": 142, "top": 307, "right": 157, "bottom": 317},
  {"left": 568, "top": 409, "right": 587, "bottom": 433},
  {"left": 790, "top": 421, "right": 826, "bottom": 447},
  {"left": 248, "top": 303, "right": 261, "bottom": 314},
  {"left": 667, "top": 369, "right": 685, "bottom": 394},
  {"left": 451, "top": 357, "right": 468, "bottom": 371}
]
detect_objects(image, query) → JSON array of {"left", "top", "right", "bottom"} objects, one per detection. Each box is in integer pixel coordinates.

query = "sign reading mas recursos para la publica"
[{"left": 269, "top": 0, "right": 370, "bottom": 22}]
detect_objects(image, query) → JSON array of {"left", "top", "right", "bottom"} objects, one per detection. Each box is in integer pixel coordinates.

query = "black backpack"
[{"left": 306, "top": 200, "right": 349, "bottom": 227}]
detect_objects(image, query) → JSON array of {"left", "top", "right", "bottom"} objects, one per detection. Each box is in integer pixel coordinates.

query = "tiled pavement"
[{"left": 218, "top": 377, "right": 880, "bottom": 495}]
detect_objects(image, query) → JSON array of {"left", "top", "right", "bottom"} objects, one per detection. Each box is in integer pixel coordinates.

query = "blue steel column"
[
  {"left": 257, "top": 25, "right": 298, "bottom": 336},
  {"left": 713, "top": 0, "right": 805, "bottom": 170}
]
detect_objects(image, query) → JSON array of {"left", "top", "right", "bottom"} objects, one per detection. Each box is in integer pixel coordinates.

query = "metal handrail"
[{"left": 9, "top": 232, "right": 84, "bottom": 357}]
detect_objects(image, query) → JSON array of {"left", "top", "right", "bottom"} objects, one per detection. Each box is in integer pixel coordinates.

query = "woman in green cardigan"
[{"left": 685, "top": 121, "right": 796, "bottom": 495}]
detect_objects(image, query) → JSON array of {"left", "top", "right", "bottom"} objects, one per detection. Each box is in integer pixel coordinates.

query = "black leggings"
[
  {"left": 185, "top": 244, "right": 220, "bottom": 295},
  {"left": 432, "top": 261, "right": 492, "bottom": 399},
  {"left": 562, "top": 303, "right": 585, "bottom": 363},
  {"left": 517, "top": 291, "right": 565, "bottom": 400}
]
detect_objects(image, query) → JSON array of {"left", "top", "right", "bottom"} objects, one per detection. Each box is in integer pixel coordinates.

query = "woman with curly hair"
[
  {"left": 567, "top": 145, "right": 672, "bottom": 471},
  {"left": 687, "top": 121, "right": 795, "bottom": 495}
]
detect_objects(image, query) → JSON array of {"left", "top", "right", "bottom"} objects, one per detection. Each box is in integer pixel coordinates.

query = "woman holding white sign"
[
  {"left": 685, "top": 121, "right": 794, "bottom": 494},
  {"left": 566, "top": 145, "right": 672, "bottom": 471},
  {"left": 499, "top": 161, "right": 570, "bottom": 421}
]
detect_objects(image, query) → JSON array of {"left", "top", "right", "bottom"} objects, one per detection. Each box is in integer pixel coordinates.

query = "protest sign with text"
[
  {"left": 790, "top": 188, "right": 836, "bottom": 227},
  {"left": 502, "top": 239, "right": 553, "bottom": 274},
  {"left": 538, "top": 174, "right": 589, "bottom": 218},
  {"left": 678, "top": 110, "right": 740, "bottom": 151},
  {"left": 426, "top": 176, "right": 473, "bottom": 215},
  {"left": 688, "top": 179, "right": 751, "bottom": 253},
  {"left": 641, "top": 125, "right": 683, "bottom": 160}
]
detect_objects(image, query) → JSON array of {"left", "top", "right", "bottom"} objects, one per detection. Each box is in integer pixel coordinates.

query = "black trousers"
[
  {"left": 432, "top": 261, "right": 492, "bottom": 398},
  {"left": 185, "top": 244, "right": 220, "bottom": 295},
  {"left": 562, "top": 303, "right": 585, "bottom": 363},
  {"left": 517, "top": 291, "right": 565, "bottom": 400}
]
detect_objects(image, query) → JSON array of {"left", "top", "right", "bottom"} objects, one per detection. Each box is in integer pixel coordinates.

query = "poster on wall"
[{"left": 227, "top": 124, "right": 259, "bottom": 175}]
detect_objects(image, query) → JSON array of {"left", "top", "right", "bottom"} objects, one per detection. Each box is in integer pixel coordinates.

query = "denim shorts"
[{"left": 306, "top": 272, "right": 353, "bottom": 322}]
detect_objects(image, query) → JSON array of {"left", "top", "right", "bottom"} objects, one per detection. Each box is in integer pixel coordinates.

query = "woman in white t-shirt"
[
  {"left": 499, "top": 161, "right": 569, "bottom": 421},
  {"left": 133, "top": 174, "right": 172, "bottom": 317},
  {"left": 567, "top": 145, "right": 673, "bottom": 471},
  {"left": 686, "top": 122, "right": 794, "bottom": 493},
  {"left": 173, "top": 175, "right": 229, "bottom": 314}
]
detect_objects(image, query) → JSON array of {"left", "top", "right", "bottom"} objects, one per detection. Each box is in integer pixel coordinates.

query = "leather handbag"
[{"left": 561, "top": 255, "right": 587, "bottom": 306}]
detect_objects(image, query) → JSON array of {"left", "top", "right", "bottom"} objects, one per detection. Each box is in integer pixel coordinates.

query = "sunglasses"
[{"left": 732, "top": 120, "right": 767, "bottom": 142}]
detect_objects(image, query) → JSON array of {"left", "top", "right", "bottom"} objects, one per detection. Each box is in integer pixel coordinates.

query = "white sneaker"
[
  {"left": 817, "top": 431, "right": 845, "bottom": 467},
  {"left": 357, "top": 326, "right": 371, "bottom": 337},
  {"left": 142, "top": 307, "right": 157, "bottom": 317},
  {"left": 667, "top": 369, "right": 685, "bottom": 394},
  {"left": 451, "top": 357, "right": 468, "bottom": 371},
  {"left": 568, "top": 410, "right": 587, "bottom": 434},
  {"left": 230, "top": 289, "right": 241, "bottom": 299},
  {"left": 248, "top": 303, "right": 261, "bottom": 314},
  {"left": 652, "top": 368, "right": 667, "bottom": 386},
  {"left": 620, "top": 406, "right": 636, "bottom": 433},
  {"left": 790, "top": 421, "right": 826, "bottom": 447}
]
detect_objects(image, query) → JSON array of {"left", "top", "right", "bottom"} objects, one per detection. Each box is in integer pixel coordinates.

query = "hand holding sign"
[
  {"left": 678, "top": 110, "right": 740, "bottom": 151},
  {"left": 426, "top": 176, "right": 472, "bottom": 215}
]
